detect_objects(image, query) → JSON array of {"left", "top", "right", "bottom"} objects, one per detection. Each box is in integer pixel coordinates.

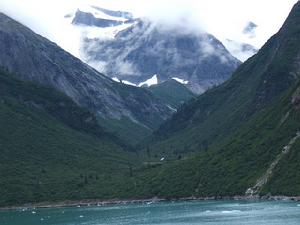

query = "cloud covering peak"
[{"left": 0, "top": 0, "right": 297, "bottom": 58}]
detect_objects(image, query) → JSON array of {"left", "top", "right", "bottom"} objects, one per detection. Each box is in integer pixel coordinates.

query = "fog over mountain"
[
  {"left": 75, "top": 11, "right": 240, "bottom": 93},
  {"left": 0, "top": 0, "right": 297, "bottom": 62}
]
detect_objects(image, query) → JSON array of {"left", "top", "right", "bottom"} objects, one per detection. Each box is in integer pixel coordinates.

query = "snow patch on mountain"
[
  {"left": 112, "top": 77, "right": 120, "bottom": 82},
  {"left": 112, "top": 77, "right": 137, "bottom": 86},
  {"left": 172, "top": 77, "right": 189, "bottom": 84},
  {"left": 68, "top": 5, "right": 131, "bottom": 22},
  {"left": 79, "top": 23, "right": 134, "bottom": 40},
  {"left": 122, "top": 80, "right": 137, "bottom": 86},
  {"left": 65, "top": 7, "right": 136, "bottom": 41},
  {"left": 138, "top": 75, "right": 158, "bottom": 87}
]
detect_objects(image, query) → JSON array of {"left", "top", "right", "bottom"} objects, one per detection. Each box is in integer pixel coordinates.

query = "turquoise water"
[{"left": 1, "top": 200, "right": 300, "bottom": 225}]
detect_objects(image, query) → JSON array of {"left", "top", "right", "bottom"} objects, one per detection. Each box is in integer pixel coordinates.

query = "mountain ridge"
[{"left": 0, "top": 12, "right": 173, "bottom": 141}]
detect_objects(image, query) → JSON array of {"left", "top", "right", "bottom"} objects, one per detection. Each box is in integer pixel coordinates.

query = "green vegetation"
[
  {"left": 148, "top": 80, "right": 196, "bottom": 109},
  {"left": 121, "top": 2, "right": 300, "bottom": 198},
  {"left": 2, "top": 2, "right": 300, "bottom": 207},
  {"left": 124, "top": 83, "right": 300, "bottom": 198},
  {"left": 262, "top": 139, "right": 300, "bottom": 196},
  {"left": 97, "top": 116, "right": 152, "bottom": 146},
  {"left": 0, "top": 68, "right": 139, "bottom": 206}
]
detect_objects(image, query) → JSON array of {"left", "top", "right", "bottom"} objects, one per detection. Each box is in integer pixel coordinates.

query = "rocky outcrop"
[{"left": 246, "top": 132, "right": 300, "bottom": 197}]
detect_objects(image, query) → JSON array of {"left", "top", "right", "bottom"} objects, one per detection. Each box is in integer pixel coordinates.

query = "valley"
[{"left": 0, "top": 0, "right": 300, "bottom": 212}]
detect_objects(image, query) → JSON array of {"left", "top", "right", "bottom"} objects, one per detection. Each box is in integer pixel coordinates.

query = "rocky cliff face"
[
  {"left": 0, "top": 13, "right": 173, "bottom": 130},
  {"left": 81, "top": 19, "right": 241, "bottom": 94}
]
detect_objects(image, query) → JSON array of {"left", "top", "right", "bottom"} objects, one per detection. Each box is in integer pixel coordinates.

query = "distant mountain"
[
  {"left": 64, "top": 6, "right": 241, "bottom": 94},
  {"left": 90, "top": 6, "right": 133, "bottom": 20},
  {"left": 0, "top": 13, "right": 173, "bottom": 142},
  {"left": 71, "top": 9, "right": 136, "bottom": 28},
  {"left": 80, "top": 17, "right": 240, "bottom": 94},
  {"left": 72, "top": 10, "right": 125, "bottom": 27}
]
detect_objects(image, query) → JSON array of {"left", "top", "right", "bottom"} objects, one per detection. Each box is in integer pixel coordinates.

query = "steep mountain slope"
[
  {"left": 147, "top": 1, "right": 300, "bottom": 159},
  {"left": 129, "top": 78, "right": 300, "bottom": 199},
  {"left": 0, "top": 68, "right": 137, "bottom": 206},
  {"left": 0, "top": 13, "right": 173, "bottom": 140},
  {"left": 123, "top": 1, "right": 300, "bottom": 198},
  {"left": 148, "top": 79, "right": 196, "bottom": 109},
  {"left": 82, "top": 18, "right": 240, "bottom": 93}
]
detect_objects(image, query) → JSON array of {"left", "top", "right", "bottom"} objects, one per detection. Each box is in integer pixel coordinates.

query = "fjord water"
[{"left": 1, "top": 200, "right": 300, "bottom": 225}]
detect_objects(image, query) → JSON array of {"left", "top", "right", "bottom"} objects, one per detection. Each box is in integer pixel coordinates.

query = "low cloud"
[
  {"left": 243, "top": 22, "right": 258, "bottom": 39},
  {"left": 0, "top": 0, "right": 297, "bottom": 58}
]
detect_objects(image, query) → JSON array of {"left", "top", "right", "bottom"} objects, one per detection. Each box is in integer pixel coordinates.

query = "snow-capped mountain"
[
  {"left": 66, "top": 6, "right": 241, "bottom": 94},
  {"left": 64, "top": 6, "right": 136, "bottom": 41}
]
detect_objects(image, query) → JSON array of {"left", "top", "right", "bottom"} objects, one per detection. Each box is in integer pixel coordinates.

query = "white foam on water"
[{"left": 221, "top": 210, "right": 242, "bottom": 214}]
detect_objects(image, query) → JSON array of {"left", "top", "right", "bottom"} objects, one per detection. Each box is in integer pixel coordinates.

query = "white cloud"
[{"left": 0, "top": 0, "right": 298, "bottom": 58}]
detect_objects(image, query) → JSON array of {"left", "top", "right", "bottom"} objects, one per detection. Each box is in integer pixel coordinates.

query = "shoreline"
[{"left": 1, "top": 195, "right": 300, "bottom": 211}]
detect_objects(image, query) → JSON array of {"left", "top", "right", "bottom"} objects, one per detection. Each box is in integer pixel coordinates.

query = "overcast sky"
[{"left": 0, "top": 0, "right": 298, "bottom": 57}]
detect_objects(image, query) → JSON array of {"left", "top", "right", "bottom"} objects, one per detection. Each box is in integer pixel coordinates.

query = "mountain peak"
[
  {"left": 90, "top": 6, "right": 133, "bottom": 20},
  {"left": 72, "top": 9, "right": 125, "bottom": 27},
  {"left": 81, "top": 17, "right": 240, "bottom": 94}
]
